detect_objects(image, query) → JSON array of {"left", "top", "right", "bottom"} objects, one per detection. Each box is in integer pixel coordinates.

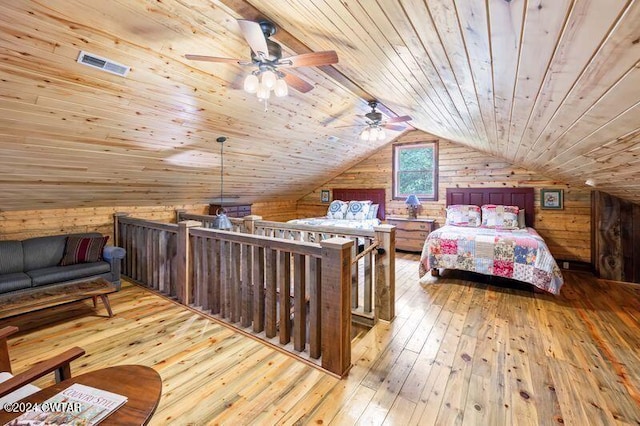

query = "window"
[{"left": 392, "top": 141, "right": 438, "bottom": 200}]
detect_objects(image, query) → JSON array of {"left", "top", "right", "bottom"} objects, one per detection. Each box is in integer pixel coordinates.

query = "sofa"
[{"left": 0, "top": 232, "right": 126, "bottom": 296}]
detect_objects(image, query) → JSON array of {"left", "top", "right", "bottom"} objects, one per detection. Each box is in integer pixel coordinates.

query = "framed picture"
[
  {"left": 541, "top": 189, "right": 563, "bottom": 210},
  {"left": 320, "top": 189, "right": 330, "bottom": 203}
]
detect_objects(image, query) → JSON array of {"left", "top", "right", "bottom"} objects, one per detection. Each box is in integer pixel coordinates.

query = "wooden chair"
[{"left": 0, "top": 326, "right": 85, "bottom": 404}]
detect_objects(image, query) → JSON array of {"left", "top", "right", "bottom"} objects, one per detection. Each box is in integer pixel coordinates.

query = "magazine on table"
[{"left": 4, "top": 383, "right": 127, "bottom": 426}]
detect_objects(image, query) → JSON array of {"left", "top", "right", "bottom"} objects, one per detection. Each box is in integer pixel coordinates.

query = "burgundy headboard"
[
  {"left": 332, "top": 188, "right": 386, "bottom": 220},
  {"left": 446, "top": 187, "right": 535, "bottom": 227}
]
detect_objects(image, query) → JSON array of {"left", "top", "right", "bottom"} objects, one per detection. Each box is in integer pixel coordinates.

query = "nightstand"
[{"left": 386, "top": 216, "right": 435, "bottom": 252}]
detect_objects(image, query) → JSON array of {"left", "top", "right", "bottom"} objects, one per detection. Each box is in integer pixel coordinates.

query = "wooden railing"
[
  {"left": 115, "top": 214, "right": 179, "bottom": 297},
  {"left": 175, "top": 210, "right": 395, "bottom": 322},
  {"left": 248, "top": 218, "right": 396, "bottom": 323},
  {"left": 114, "top": 213, "right": 354, "bottom": 377}
]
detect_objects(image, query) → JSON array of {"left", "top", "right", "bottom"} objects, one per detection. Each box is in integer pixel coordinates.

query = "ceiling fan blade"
[
  {"left": 386, "top": 115, "right": 412, "bottom": 123},
  {"left": 282, "top": 72, "right": 314, "bottom": 93},
  {"left": 334, "top": 124, "right": 363, "bottom": 129},
  {"left": 278, "top": 51, "right": 339, "bottom": 68},
  {"left": 185, "top": 54, "right": 244, "bottom": 64},
  {"left": 237, "top": 19, "right": 269, "bottom": 59},
  {"left": 382, "top": 124, "right": 407, "bottom": 131}
]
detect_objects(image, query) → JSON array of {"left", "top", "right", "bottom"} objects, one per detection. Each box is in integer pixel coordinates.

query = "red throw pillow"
[{"left": 59, "top": 236, "right": 109, "bottom": 266}]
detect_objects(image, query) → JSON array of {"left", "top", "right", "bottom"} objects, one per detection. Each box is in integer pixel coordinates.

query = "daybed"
[
  {"left": 288, "top": 188, "right": 386, "bottom": 231},
  {"left": 0, "top": 232, "right": 125, "bottom": 296},
  {"left": 419, "top": 188, "right": 564, "bottom": 294}
]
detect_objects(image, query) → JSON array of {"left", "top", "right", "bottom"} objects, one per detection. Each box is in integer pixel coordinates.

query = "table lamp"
[{"left": 405, "top": 194, "right": 421, "bottom": 219}]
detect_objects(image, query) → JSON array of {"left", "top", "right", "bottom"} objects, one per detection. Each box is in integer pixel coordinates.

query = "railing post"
[
  {"left": 113, "top": 212, "right": 129, "bottom": 247},
  {"left": 374, "top": 225, "right": 396, "bottom": 321},
  {"left": 242, "top": 215, "right": 263, "bottom": 234},
  {"left": 320, "top": 237, "right": 354, "bottom": 377},
  {"left": 177, "top": 220, "right": 201, "bottom": 304},
  {"left": 175, "top": 209, "right": 186, "bottom": 224}
]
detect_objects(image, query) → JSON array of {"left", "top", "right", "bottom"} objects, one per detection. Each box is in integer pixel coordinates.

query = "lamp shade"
[
  {"left": 243, "top": 74, "right": 259, "bottom": 93},
  {"left": 405, "top": 194, "right": 421, "bottom": 206},
  {"left": 261, "top": 70, "right": 277, "bottom": 89},
  {"left": 274, "top": 78, "right": 288, "bottom": 97},
  {"left": 256, "top": 85, "right": 270, "bottom": 100},
  {"left": 212, "top": 209, "right": 233, "bottom": 230}
]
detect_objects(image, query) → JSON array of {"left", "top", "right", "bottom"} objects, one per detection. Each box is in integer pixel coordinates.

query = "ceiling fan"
[
  {"left": 186, "top": 20, "right": 338, "bottom": 103},
  {"left": 340, "top": 101, "right": 412, "bottom": 141}
]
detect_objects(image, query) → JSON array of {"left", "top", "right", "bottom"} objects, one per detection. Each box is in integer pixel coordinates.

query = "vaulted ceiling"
[{"left": 1, "top": 0, "right": 639, "bottom": 211}]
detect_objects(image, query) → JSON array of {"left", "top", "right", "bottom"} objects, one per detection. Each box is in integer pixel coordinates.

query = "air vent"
[{"left": 77, "top": 51, "right": 130, "bottom": 77}]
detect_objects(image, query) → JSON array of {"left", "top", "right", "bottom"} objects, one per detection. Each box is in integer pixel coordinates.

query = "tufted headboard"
[
  {"left": 332, "top": 188, "right": 386, "bottom": 220},
  {"left": 446, "top": 187, "right": 535, "bottom": 227}
]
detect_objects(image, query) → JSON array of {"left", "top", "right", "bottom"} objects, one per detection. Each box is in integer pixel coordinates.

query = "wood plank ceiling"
[{"left": 0, "top": 0, "right": 639, "bottom": 211}]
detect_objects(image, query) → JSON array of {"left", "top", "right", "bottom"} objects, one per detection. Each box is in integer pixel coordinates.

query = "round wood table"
[{"left": 0, "top": 365, "right": 162, "bottom": 425}]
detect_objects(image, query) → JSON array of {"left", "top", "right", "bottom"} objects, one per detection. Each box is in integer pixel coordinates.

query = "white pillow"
[
  {"left": 326, "top": 200, "right": 348, "bottom": 219},
  {"left": 345, "top": 200, "right": 372, "bottom": 220},
  {"left": 518, "top": 209, "right": 526, "bottom": 228}
]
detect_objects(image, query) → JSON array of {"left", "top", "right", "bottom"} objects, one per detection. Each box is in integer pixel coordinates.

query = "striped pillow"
[{"left": 59, "top": 236, "right": 109, "bottom": 266}]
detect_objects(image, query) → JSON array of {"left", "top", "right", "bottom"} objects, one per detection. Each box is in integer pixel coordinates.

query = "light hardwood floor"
[{"left": 2, "top": 253, "right": 639, "bottom": 425}]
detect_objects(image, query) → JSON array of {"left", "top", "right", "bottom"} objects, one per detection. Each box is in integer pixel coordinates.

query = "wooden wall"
[
  {"left": 299, "top": 130, "right": 592, "bottom": 263},
  {"left": 252, "top": 201, "right": 298, "bottom": 222},
  {"left": 0, "top": 204, "right": 208, "bottom": 242},
  {"left": 0, "top": 201, "right": 296, "bottom": 242},
  {"left": 592, "top": 191, "right": 640, "bottom": 283}
]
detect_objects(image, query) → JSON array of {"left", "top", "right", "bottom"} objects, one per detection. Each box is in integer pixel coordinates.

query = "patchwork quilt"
[{"left": 419, "top": 225, "right": 564, "bottom": 294}]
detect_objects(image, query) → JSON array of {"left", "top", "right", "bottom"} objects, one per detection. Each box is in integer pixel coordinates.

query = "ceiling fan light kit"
[
  {"left": 361, "top": 126, "right": 386, "bottom": 141},
  {"left": 245, "top": 67, "right": 289, "bottom": 100},
  {"left": 342, "top": 100, "right": 411, "bottom": 141},
  {"left": 186, "top": 19, "right": 337, "bottom": 111}
]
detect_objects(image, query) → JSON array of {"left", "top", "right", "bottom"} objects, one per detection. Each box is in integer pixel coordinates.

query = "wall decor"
[{"left": 541, "top": 189, "right": 563, "bottom": 210}]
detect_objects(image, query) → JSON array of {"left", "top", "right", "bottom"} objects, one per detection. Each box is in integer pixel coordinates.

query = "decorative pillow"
[
  {"left": 60, "top": 236, "right": 109, "bottom": 266},
  {"left": 367, "top": 204, "right": 380, "bottom": 220},
  {"left": 445, "top": 205, "right": 481, "bottom": 227},
  {"left": 326, "top": 200, "right": 348, "bottom": 219},
  {"left": 481, "top": 205, "right": 519, "bottom": 229},
  {"left": 518, "top": 209, "right": 526, "bottom": 228},
  {"left": 345, "top": 200, "right": 372, "bottom": 220}
]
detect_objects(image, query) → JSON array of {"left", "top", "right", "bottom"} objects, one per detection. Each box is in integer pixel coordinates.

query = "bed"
[
  {"left": 419, "top": 188, "right": 564, "bottom": 294},
  {"left": 287, "top": 188, "right": 386, "bottom": 231}
]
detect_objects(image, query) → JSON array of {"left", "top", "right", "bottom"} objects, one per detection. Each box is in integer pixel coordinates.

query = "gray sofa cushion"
[
  {"left": 0, "top": 272, "right": 31, "bottom": 293},
  {"left": 22, "top": 235, "right": 68, "bottom": 271},
  {"left": 0, "top": 241, "right": 24, "bottom": 274},
  {"left": 22, "top": 232, "right": 103, "bottom": 271},
  {"left": 27, "top": 261, "right": 111, "bottom": 287}
]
